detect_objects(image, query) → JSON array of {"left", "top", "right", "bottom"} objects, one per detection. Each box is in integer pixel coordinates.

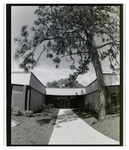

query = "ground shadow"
[
  {"left": 36, "top": 118, "right": 52, "bottom": 125},
  {"left": 54, "top": 109, "right": 98, "bottom": 127},
  {"left": 73, "top": 108, "right": 99, "bottom": 121},
  {"left": 54, "top": 109, "right": 79, "bottom": 126},
  {"left": 36, "top": 109, "right": 59, "bottom": 126}
]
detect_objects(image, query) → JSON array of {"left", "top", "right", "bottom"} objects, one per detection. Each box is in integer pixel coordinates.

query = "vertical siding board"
[
  {"left": 27, "top": 89, "right": 30, "bottom": 110},
  {"left": 23, "top": 85, "right": 27, "bottom": 111},
  {"left": 30, "top": 88, "right": 34, "bottom": 111},
  {"left": 37, "top": 92, "right": 39, "bottom": 110}
]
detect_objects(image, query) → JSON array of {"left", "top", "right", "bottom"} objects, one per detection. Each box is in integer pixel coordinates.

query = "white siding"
[{"left": 46, "top": 88, "right": 86, "bottom": 96}]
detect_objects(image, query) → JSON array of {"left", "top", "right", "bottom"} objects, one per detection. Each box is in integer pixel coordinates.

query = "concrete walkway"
[{"left": 49, "top": 109, "right": 119, "bottom": 145}]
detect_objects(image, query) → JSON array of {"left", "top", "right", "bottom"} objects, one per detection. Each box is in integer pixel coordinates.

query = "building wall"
[
  {"left": 108, "top": 86, "right": 119, "bottom": 94},
  {"left": 105, "top": 85, "right": 120, "bottom": 105},
  {"left": 29, "top": 73, "right": 46, "bottom": 94},
  {"left": 29, "top": 87, "right": 46, "bottom": 112},
  {"left": 86, "top": 80, "right": 98, "bottom": 94},
  {"left": 86, "top": 74, "right": 119, "bottom": 94},
  {"left": 84, "top": 74, "right": 120, "bottom": 112},
  {"left": 11, "top": 72, "right": 46, "bottom": 112},
  {"left": 11, "top": 72, "right": 46, "bottom": 95},
  {"left": 84, "top": 91, "right": 100, "bottom": 111}
]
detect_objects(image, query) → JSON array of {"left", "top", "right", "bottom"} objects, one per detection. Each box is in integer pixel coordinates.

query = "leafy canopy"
[
  {"left": 46, "top": 78, "right": 85, "bottom": 88},
  {"left": 14, "top": 5, "right": 120, "bottom": 78}
]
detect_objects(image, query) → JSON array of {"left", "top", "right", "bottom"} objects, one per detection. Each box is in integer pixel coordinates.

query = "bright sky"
[{"left": 11, "top": 6, "right": 115, "bottom": 86}]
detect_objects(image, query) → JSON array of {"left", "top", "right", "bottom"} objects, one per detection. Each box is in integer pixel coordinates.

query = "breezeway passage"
[{"left": 48, "top": 109, "right": 119, "bottom": 145}]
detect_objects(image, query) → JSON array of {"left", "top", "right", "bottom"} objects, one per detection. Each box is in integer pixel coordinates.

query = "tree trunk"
[
  {"left": 90, "top": 46, "right": 106, "bottom": 121},
  {"left": 105, "top": 86, "right": 111, "bottom": 113}
]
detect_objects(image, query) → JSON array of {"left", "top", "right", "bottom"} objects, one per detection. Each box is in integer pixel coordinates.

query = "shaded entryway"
[
  {"left": 46, "top": 95, "right": 84, "bottom": 108},
  {"left": 48, "top": 109, "right": 119, "bottom": 145}
]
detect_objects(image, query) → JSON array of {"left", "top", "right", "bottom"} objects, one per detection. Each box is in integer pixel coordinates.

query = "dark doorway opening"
[{"left": 46, "top": 95, "right": 84, "bottom": 108}]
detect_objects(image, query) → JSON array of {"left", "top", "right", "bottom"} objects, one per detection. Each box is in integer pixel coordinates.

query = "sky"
[{"left": 11, "top": 6, "right": 116, "bottom": 86}]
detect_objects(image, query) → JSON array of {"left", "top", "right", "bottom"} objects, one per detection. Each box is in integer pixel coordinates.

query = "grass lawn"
[
  {"left": 11, "top": 109, "right": 59, "bottom": 145},
  {"left": 73, "top": 109, "right": 120, "bottom": 142}
]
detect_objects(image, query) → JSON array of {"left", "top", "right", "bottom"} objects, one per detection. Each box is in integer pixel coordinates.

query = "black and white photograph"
[{"left": 6, "top": 4, "right": 123, "bottom": 146}]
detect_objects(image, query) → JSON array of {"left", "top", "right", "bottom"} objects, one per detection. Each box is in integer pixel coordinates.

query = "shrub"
[
  {"left": 42, "top": 103, "right": 55, "bottom": 112},
  {"left": 11, "top": 106, "right": 23, "bottom": 116},
  {"left": 42, "top": 104, "right": 49, "bottom": 112},
  {"left": 84, "top": 103, "right": 95, "bottom": 113},
  {"left": 48, "top": 103, "right": 55, "bottom": 110},
  {"left": 107, "top": 104, "right": 120, "bottom": 114},
  {"left": 23, "top": 110, "right": 33, "bottom": 117},
  {"left": 11, "top": 106, "right": 34, "bottom": 117}
]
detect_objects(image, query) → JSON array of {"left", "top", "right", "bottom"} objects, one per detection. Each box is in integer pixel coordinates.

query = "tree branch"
[
  {"left": 95, "top": 42, "right": 115, "bottom": 49},
  {"left": 36, "top": 45, "right": 47, "bottom": 64}
]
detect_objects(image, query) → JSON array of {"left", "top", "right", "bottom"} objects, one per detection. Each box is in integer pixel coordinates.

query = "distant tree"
[
  {"left": 14, "top": 5, "right": 120, "bottom": 121},
  {"left": 46, "top": 80, "right": 59, "bottom": 87},
  {"left": 46, "top": 78, "right": 85, "bottom": 88}
]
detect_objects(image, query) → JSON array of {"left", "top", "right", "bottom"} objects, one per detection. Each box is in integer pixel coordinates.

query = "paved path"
[
  {"left": 49, "top": 109, "right": 119, "bottom": 145},
  {"left": 11, "top": 120, "right": 19, "bottom": 127}
]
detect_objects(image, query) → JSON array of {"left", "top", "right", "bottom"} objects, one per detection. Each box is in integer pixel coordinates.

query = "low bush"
[
  {"left": 11, "top": 106, "right": 23, "bottom": 116},
  {"left": 22, "top": 110, "right": 33, "bottom": 117},
  {"left": 42, "top": 104, "right": 49, "bottom": 112},
  {"left": 84, "top": 103, "right": 96, "bottom": 113},
  {"left": 12, "top": 103, "right": 55, "bottom": 118},
  {"left": 48, "top": 103, "right": 55, "bottom": 110},
  {"left": 106, "top": 104, "right": 120, "bottom": 114},
  {"left": 11, "top": 106, "right": 34, "bottom": 117},
  {"left": 42, "top": 103, "right": 55, "bottom": 112}
]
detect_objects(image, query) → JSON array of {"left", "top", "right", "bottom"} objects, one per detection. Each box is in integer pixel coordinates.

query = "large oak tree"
[{"left": 14, "top": 5, "right": 120, "bottom": 120}]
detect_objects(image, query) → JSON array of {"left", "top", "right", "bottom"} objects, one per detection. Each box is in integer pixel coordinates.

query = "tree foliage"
[
  {"left": 46, "top": 78, "right": 85, "bottom": 88},
  {"left": 14, "top": 5, "right": 120, "bottom": 75}
]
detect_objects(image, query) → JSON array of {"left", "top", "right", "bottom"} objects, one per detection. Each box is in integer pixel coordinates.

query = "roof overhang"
[{"left": 46, "top": 88, "right": 86, "bottom": 96}]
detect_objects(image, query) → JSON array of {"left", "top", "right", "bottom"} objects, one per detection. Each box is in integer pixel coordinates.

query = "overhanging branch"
[
  {"left": 36, "top": 45, "right": 47, "bottom": 64},
  {"left": 95, "top": 42, "right": 118, "bottom": 50}
]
